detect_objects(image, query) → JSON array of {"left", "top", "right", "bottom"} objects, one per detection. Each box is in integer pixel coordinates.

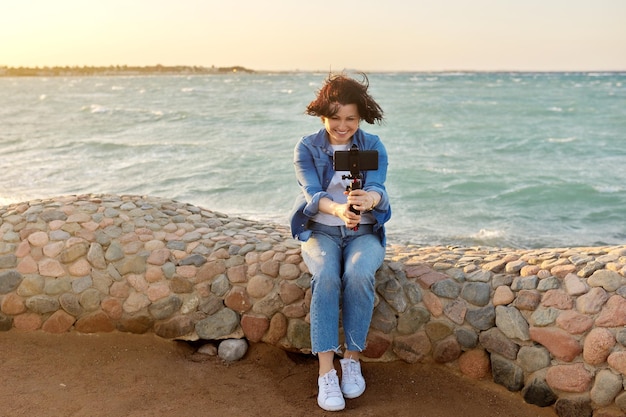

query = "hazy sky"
[{"left": 1, "top": 0, "right": 625, "bottom": 72}]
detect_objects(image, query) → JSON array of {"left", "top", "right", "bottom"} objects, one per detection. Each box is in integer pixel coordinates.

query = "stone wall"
[{"left": 1, "top": 194, "right": 625, "bottom": 417}]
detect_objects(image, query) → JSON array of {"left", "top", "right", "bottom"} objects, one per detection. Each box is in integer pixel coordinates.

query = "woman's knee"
[
  {"left": 312, "top": 269, "right": 342, "bottom": 293},
  {"left": 342, "top": 269, "right": 375, "bottom": 293}
]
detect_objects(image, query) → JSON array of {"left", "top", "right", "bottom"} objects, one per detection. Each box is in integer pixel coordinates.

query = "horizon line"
[{"left": 1, "top": 64, "right": 625, "bottom": 74}]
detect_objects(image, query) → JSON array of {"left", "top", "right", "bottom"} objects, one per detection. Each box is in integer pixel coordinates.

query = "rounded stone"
[
  {"left": 247, "top": 275, "right": 274, "bottom": 299},
  {"left": 218, "top": 338, "right": 248, "bottom": 361},
  {"left": 458, "top": 349, "right": 490, "bottom": 379}
]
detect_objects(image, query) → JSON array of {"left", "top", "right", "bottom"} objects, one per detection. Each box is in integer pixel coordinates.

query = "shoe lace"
[
  {"left": 343, "top": 360, "right": 360, "bottom": 384},
  {"left": 321, "top": 370, "right": 342, "bottom": 399}
]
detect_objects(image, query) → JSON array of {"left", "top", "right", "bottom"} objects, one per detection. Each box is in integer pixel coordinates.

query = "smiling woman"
[{"left": 289, "top": 73, "right": 392, "bottom": 412}]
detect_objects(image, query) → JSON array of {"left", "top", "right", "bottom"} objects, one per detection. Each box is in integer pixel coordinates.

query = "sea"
[{"left": 1, "top": 71, "right": 625, "bottom": 249}]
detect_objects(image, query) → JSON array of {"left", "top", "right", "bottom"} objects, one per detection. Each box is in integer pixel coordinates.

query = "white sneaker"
[
  {"left": 340, "top": 358, "right": 366, "bottom": 399},
  {"left": 318, "top": 369, "right": 345, "bottom": 411}
]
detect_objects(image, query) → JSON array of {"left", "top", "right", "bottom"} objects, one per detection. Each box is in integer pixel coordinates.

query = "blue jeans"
[{"left": 302, "top": 222, "right": 385, "bottom": 354}]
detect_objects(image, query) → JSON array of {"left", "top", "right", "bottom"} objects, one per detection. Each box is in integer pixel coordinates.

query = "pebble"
[
  {"left": 197, "top": 342, "right": 218, "bottom": 356},
  {"left": 218, "top": 338, "right": 248, "bottom": 361}
]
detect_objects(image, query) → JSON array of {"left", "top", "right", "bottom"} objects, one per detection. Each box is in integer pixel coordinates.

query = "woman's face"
[{"left": 322, "top": 103, "right": 360, "bottom": 145}]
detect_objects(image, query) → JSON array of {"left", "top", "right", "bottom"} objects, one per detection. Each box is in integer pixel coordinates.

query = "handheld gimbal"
[{"left": 333, "top": 144, "right": 378, "bottom": 231}]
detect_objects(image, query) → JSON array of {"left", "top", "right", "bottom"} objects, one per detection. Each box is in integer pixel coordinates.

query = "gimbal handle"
[{"left": 343, "top": 173, "right": 362, "bottom": 230}]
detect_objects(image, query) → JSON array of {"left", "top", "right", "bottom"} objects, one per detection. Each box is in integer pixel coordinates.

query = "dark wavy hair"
[{"left": 305, "top": 73, "right": 384, "bottom": 124}]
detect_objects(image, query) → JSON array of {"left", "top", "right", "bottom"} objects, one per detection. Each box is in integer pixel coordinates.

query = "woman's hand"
[
  {"left": 335, "top": 203, "right": 361, "bottom": 229},
  {"left": 319, "top": 190, "right": 379, "bottom": 229},
  {"left": 346, "top": 189, "right": 378, "bottom": 213}
]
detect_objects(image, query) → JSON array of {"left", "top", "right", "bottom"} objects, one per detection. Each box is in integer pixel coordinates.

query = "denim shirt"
[{"left": 289, "top": 127, "right": 392, "bottom": 245}]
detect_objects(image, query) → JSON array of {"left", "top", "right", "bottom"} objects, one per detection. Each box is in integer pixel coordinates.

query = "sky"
[{"left": 1, "top": 0, "right": 625, "bottom": 72}]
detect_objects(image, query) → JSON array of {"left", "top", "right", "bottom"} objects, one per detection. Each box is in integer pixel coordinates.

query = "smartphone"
[{"left": 333, "top": 149, "right": 378, "bottom": 173}]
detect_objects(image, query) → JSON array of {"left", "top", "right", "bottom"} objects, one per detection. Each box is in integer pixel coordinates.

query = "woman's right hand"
[
  {"left": 335, "top": 203, "right": 361, "bottom": 229},
  {"left": 319, "top": 197, "right": 361, "bottom": 229}
]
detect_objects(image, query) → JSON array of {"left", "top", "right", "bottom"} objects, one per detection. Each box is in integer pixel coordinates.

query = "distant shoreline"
[{"left": 0, "top": 65, "right": 256, "bottom": 77}]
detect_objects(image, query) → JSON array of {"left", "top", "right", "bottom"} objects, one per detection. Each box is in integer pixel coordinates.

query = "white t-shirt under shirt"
[{"left": 312, "top": 144, "right": 376, "bottom": 226}]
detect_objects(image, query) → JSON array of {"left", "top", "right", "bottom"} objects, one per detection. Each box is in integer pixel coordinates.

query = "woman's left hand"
[{"left": 346, "top": 189, "right": 374, "bottom": 213}]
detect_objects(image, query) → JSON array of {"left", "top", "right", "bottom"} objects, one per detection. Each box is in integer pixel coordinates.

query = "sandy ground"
[{"left": 0, "top": 331, "right": 558, "bottom": 417}]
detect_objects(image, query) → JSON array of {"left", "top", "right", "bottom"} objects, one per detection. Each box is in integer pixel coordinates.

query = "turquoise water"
[{"left": 1, "top": 72, "right": 625, "bottom": 248}]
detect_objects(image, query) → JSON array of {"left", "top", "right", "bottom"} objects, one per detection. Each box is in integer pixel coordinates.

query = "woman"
[{"left": 290, "top": 73, "right": 391, "bottom": 411}]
